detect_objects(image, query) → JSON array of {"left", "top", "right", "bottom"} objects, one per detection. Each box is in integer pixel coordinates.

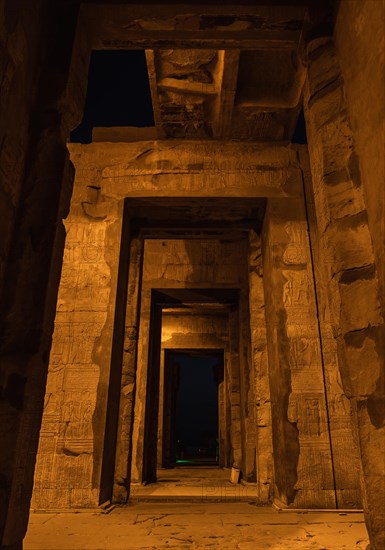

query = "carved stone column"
[
  {"left": 112, "top": 236, "right": 144, "bottom": 501},
  {"left": 304, "top": 35, "right": 385, "bottom": 548},
  {"left": 298, "top": 146, "right": 361, "bottom": 509},
  {"left": 262, "top": 197, "right": 335, "bottom": 508},
  {"left": 248, "top": 230, "right": 273, "bottom": 501},
  {"left": 228, "top": 309, "right": 242, "bottom": 470},
  {"left": 0, "top": 2, "right": 81, "bottom": 546}
]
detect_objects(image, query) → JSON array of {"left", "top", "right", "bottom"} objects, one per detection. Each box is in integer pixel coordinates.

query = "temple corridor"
[{"left": 0, "top": 1, "right": 384, "bottom": 549}]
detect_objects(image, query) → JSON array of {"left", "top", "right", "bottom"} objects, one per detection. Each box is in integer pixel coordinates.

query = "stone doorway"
[
  {"left": 131, "top": 285, "right": 247, "bottom": 490},
  {"left": 160, "top": 349, "right": 223, "bottom": 469},
  {"left": 131, "top": 348, "right": 233, "bottom": 502}
]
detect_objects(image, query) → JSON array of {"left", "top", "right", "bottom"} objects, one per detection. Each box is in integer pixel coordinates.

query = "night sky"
[
  {"left": 70, "top": 50, "right": 154, "bottom": 143},
  {"left": 70, "top": 49, "right": 307, "bottom": 144}
]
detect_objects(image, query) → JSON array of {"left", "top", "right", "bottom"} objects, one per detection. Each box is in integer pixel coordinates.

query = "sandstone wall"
[
  {"left": 112, "top": 236, "right": 144, "bottom": 502},
  {"left": 161, "top": 313, "right": 228, "bottom": 350},
  {"left": 0, "top": 1, "right": 81, "bottom": 545},
  {"left": 67, "top": 141, "right": 303, "bottom": 199},
  {"left": 33, "top": 141, "right": 297, "bottom": 508},
  {"left": 299, "top": 148, "right": 362, "bottom": 509},
  {"left": 304, "top": 32, "right": 385, "bottom": 547},
  {"left": 32, "top": 185, "right": 124, "bottom": 508},
  {"left": 262, "top": 197, "right": 336, "bottom": 508},
  {"left": 248, "top": 231, "right": 273, "bottom": 501},
  {"left": 334, "top": 0, "right": 385, "bottom": 318}
]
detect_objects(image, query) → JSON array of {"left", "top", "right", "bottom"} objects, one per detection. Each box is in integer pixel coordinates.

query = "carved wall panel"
[
  {"left": 262, "top": 197, "right": 335, "bottom": 508},
  {"left": 32, "top": 202, "right": 123, "bottom": 509}
]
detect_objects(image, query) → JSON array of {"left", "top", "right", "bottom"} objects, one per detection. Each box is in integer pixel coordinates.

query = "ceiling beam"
[
  {"left": 84, "top": 4, "right": 306, "bottom": 50},
  {"left": 211, "top": 50, "right": 240, "bottom": 139},
  {"left": 95, "top": 31, "right": 302, "bottom": 51}
]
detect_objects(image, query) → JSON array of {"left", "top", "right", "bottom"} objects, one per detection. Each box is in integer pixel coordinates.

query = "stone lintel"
[
  {"left": 84, "top": 4, "right": 306, "bottom": 50},
  {"left": 68, "top": 140, "right": 302, "bottom": 199}
]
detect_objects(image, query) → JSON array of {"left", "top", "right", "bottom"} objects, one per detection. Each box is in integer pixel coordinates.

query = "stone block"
[
  {"left": 343, "top": 334, "right": 382, "bottom": 398},
  {"left": 340, "top": 278, "right": 382, "bottom": 333},
  {"left": 307, "top": 39, "right": 340, "bottom": 99},
  {"left": 325, "top": 178, "right": 366, "bottom": 221},
  {"left": 326, "top": 219, "right": 374, "bottom": 274}
]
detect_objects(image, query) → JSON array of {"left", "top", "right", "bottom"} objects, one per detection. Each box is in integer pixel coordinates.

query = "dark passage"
[{"left": 172, "top": 352, "right": 220, "bottom": 466}]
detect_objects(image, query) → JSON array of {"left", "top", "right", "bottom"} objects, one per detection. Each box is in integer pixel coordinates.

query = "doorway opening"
[{"left": 162, "top": 350, "right": 223, "bottom": 468}]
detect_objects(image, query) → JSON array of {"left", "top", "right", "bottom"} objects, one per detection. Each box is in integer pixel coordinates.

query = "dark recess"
[{"left": 292, "top": 108, "right": 307, "bottom": 144}]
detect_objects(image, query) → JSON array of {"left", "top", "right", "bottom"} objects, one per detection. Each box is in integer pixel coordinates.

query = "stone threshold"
[{"left": 272, "top": 502, "right": 364, "bottom": 513}]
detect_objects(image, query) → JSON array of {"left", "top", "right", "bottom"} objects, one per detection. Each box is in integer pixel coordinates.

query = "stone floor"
[
  {"left": 130, "top": 467, "right": 258, "bottom": 501},
  {"left": 25, "top": 503, "right": 369, "bottom": 550}
]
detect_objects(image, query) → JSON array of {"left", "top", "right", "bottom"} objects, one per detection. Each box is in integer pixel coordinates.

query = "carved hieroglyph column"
[
  {"left": 262, "top": 197, "right": 335, "bottom": 508},
  {"left": 228, "top": 308, "right": 242, "bottom": 471},
  {"left": 113, "top": 236, "right": 144, "bottom": 502},
  {"left": 32, "top": 184, "right": 124, "bottom": 508},
  {"left": 298, "top": 146, "right": 361, "bottom": 509},
  {"left": 238, "top": 289, "right": 257, "bottom": 482},
  {"left": 304, "top": 36, "right": 385, "bottom": 547},
  {"left": 248, "top": 230, "right": 273, "bottom": 501}
]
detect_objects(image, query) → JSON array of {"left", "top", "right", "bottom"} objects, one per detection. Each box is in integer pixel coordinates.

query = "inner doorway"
[
  {"left": 162, "top": 350, "right": 223, "bottom": 468},
  {"left": 131, "top": 347, "right": 231, "bottom": 501}
]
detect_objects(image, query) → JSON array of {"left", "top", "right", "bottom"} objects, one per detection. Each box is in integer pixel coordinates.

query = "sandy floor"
[
  {"left": 130, "top": 467, "right": 258, "bottom": 501},
  {"left": 25, "top": 502, "right": 369, "bottom": 550}
]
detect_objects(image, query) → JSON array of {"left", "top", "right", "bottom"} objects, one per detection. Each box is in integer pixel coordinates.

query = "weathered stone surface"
[
  {"left": 33, "top": 200, "right": 124, "bottom": 510},
  {"left": 262, "top": 197, "right": 335, "bottom": 509},
  {"left": 24, "top": 504, "right": 370, "bottom": 550},
  {"left": 343, "top": 332, "right": 383, "bottom": 399},
  {"left": 0, "top": 2, "right": 81, "bottom": 547},
  {"left": 299, "top": 146, "right": 362, "bottom": 510},
  {"left": 248, "top": 231, "right": 273, "bottom": 499},
  {"left": 339, "top": 278, "right": 382, "bottom": 333},
  {"left": 335, "top": 0, "right": 385, "bottom": 322},
  {"left": 68, "top": 141, "right": 303, "bottom": 199},
  {"left": 113, "top": 236, "right": 144, "bottom": 503},
  {"left": 304, "top": 30, "right": 385, "bottom": 549},
  {"left": 325, "top": 178, "right": 366, "bottom": 221}
]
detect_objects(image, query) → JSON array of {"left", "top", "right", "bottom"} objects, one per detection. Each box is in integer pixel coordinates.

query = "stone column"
[
  {"left": 217, "top": 366, "right": 226, "bottom": 467},
  {"left": 113, "top": 236, "right": 144, "bottom": 502},
  {"left": 130, "top": 289, "right": 162, "bottom": 484},
  {"left": 0, "top": 2, "right": 81, "bottom": 546},
  {"left": 228, "top": 309, "right": 242, "bottom": 470},
  {"left": 299, "top": 147, "right": 361, "bottom": 509},
  {"left": 304, "top": 36, "right": 385, "bottom": 547},
  {"left": 33, "top": 190, "right": 124, "bottom": 509},
  {"left": 142, "top": 301, "right": 162, "bottom": 483},
  {"left": 157, "top": 350, "right": 165, "bottom": 468},
  {"left": 262, "top": 197, "right": 335, "bottom": 508},
  {"left": 224, "top": 349, "right": 233, "bottom": 468},
  {"left": 161, "top": 354, "right": 176, "bottom": 468},
  {"left": 248, "top": 230, "right": 273, "bottom": 501},
  {"left": 238, "top": 290, "right": 257, "bottom": 482},
  {"left": 161, "top": 353, "right": 179, "bottom": 468}
]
